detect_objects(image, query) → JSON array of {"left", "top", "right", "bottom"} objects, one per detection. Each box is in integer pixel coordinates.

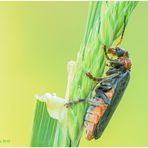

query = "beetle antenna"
[
  {"left": 115, "top": 15, "right": 127, "bottom": 48},
  {"left": 103, "top": 45, "right": 112, "bottom": 61}
]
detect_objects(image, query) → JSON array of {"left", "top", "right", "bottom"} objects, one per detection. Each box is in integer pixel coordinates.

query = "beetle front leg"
[
  {"left": 86, "top": 72, "right": 119, "bottom": 82},
  {"left": 86, "top": 72, "right": 104, "bottom": 82}
]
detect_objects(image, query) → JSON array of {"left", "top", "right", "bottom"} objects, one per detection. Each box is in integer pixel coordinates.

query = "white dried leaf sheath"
[{"left": 36, "top": 93, "right": 68, "bottom": 121}]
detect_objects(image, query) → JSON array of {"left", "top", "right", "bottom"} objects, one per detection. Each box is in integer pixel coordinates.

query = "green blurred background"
[{"left": 0, "top": 2, "right": 147, "bottom": 147}]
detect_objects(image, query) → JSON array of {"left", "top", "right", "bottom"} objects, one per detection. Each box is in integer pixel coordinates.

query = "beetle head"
[{"left": 115, "top": 47, "right": 127, "bottom": 57}]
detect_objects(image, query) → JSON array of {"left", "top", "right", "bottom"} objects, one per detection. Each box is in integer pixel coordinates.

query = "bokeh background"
[{"left": 0, "top": 2, "right": 147, "bottom": 147}]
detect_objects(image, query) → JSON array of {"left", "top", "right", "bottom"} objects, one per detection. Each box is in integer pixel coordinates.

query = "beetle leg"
[
  {"left": 86, "top": 71, "right": 119, "bottom": 82},
  {"left": 86, "top": 72, "right": 103, "bottom": 82},
  {"left": 105, "top": 72, "right": 120, "bottom": 80},
  {"left": 110, "top": 60, "right": 123, "bottom": 69},
  {"left": 86, "top": 71, "right": 120, "bottom": 83},
  {"left": 65, "top": 72, "right": 119, "bottom": 108},
  {"left": 106, "top": 68, "right": 120, "bottom": 75},
  {"left": 64, "top": 97, "right": 107, "bottom": 108},
  {"left": 64, "top": 99, "right": 86, "bottom": 108},
  {"left": 95, "top": 89, "right": 111, "bottom": 105},
  {"left": 86, "top": 98, "right": 107, "bottom": 106}
]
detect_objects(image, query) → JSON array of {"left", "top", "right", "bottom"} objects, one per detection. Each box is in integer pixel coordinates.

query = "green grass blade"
[{"left": 31, "top": 101, "right": 58, "bottom": 146}]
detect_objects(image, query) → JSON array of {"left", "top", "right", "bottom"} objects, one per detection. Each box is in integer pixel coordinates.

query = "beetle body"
[
  {"left": 64, "top": 46, "right": 132, "bottom": 141},
  {"left": 84, "top": 47, "right": 131, "bottom": 140}
]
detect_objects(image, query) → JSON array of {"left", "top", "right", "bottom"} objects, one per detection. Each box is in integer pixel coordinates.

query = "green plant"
[{"left": 31, "top": 1, "right": 138, "bottom": 147}]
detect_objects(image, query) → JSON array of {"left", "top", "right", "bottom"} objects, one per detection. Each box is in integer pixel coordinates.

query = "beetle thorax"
[{"left": 120, "top": 55, "right": 132, "bottom": 70}]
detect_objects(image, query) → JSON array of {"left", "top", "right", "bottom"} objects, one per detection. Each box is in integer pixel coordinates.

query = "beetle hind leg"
[{"left": 64, "top": 99, "right": 86, "bottom": 108}]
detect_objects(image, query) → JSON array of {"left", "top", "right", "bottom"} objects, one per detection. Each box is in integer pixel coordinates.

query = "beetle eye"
[{"left": 115, "top": 47, "right": 125, "bottom": 57}]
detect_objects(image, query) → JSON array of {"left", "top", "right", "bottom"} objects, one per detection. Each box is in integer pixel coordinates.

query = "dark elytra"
[{"left": 94, "top": 71, "right": 130, "bottom": 139}]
